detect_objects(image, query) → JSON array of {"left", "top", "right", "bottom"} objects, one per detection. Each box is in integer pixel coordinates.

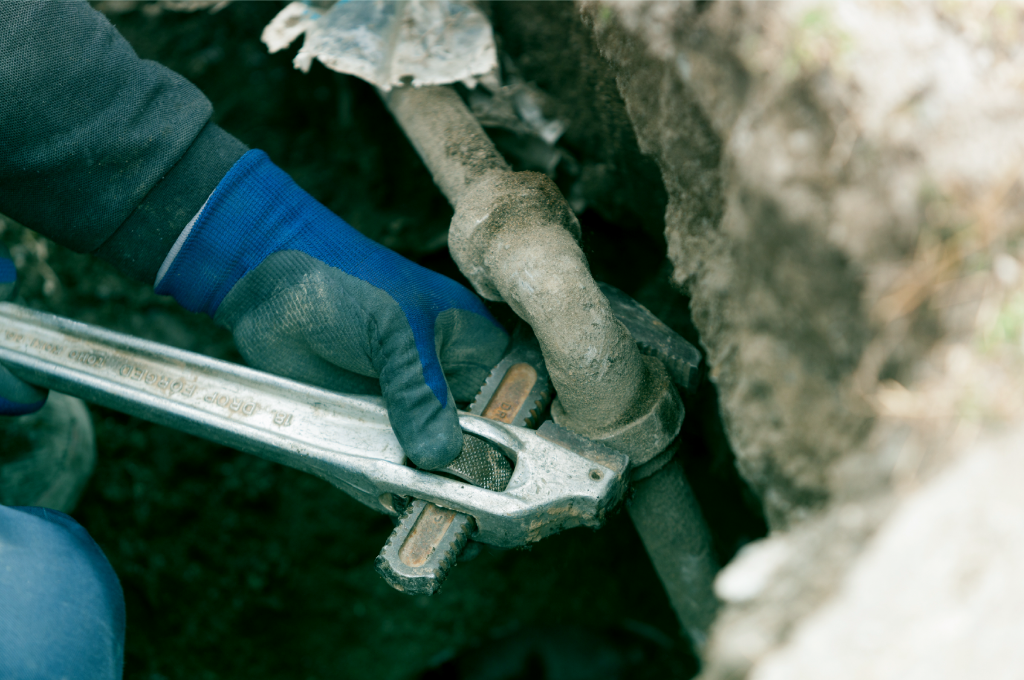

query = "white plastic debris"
[
  {"left": 260, "top": 2, "right": 321, "bottom": 55},
  {"left": 261, "top": 0, "right": 497, "bottom": 92}
]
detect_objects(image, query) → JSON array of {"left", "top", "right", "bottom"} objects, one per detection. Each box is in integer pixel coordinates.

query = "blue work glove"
[
  {"left": 155, "top": 151, "right": 509, "bottom": 469},
  {"left": 0, "top": 248, "right": 48, "bottom": 416}
]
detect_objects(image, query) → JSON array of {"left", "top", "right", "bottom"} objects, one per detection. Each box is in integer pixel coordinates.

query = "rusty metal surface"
[
  {"left": 375, "top": 499, "right": 475, "bottom": 595},
  {"left": 469, "top": 324, "right": 551, "bottom": 429},
  {"left": 481, "top": 362, "right": 537, "bottom": 423},
  {"left": 398, "top": 502, "right": 458, "bottom": 568}
]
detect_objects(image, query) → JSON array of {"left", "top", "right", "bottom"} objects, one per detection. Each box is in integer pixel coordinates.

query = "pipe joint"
[
  {"left": 450, "top": 171, "right": 682, "bottom": 457},
  {"left": 386, "top": 85, "right": 682, "bottom": 458},
  {"left": 449, "top": 170, "right": 581, "bottom": 301},
  {"left": 551, "top": 354, "right": 682, "bottom": 463}
]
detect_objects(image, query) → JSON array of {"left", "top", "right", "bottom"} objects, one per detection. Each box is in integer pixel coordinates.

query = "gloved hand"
[
  {"left": 0, "top": 246, "right": 48, "bottom": 416},
  {"left": 155, "top": 151, "right": 509, "bottom": 469}
]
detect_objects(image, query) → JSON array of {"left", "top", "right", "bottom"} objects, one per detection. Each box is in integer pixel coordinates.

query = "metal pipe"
[
  {"left": 382, "top": 85, "right": 717, "bottom": 645},
  {"left": 629, "top": 459, "right": 719, "bottom": 647},
  {"left": 382, "top": 85, "right": 682, "bottom": 457},
  {"left": 380, "top": 84, "right": 510, "bottom": 207}
]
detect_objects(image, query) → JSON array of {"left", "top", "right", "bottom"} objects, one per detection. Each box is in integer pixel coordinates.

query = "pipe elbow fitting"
[
  {"left": 449, "top": 171, "right": 682, "bottom": 459},
  {"left": 449, "top": 170, "right": 582, "bottom": 301},
  {"left": 385, "top": 85, "right": 682, "bottom": 459}
]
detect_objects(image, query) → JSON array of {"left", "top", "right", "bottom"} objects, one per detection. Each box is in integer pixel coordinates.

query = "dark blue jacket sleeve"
[{"left": 0, "top": 0, "right": 247, "bottom": 281}]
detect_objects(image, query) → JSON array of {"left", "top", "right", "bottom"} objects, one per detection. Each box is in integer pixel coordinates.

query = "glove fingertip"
[
  {"left": 1, "top": 253, "right": 17, "bottom": 302},
  {"left": 1, "top": 362, "right": 49, "bottom": 416},
  {"left": 403, "top": 421, "right": 464, "bottom": 470},
  {"left": 0, "top": 392, "right": 48, "bottom": 417}
]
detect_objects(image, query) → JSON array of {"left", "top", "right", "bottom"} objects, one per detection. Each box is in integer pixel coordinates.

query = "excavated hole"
[{"left": 0, "top": 4, "right": 770, "bottom": 678}]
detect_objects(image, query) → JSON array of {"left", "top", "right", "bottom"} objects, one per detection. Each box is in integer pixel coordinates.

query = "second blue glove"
[{"left": 0, "top": 249, "right": 47, "bottom": 416}]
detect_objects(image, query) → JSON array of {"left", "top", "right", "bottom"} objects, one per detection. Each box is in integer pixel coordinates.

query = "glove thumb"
[{"left": 374, "top": 315, "right": 463, "bottom": 471}]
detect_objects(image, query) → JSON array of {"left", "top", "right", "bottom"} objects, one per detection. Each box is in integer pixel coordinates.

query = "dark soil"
[{"left": 1, "top": 3, "right": 765, "bottom": 678}]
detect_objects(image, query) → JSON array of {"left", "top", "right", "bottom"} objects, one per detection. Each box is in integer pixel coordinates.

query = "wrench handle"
[{"left": 0, "top": 302, "right": 629, "bottom": 548}]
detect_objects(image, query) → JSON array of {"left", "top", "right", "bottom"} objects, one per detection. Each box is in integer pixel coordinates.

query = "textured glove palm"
[{"left": 156, "top": 151, "right": 508, "bottom": 469}]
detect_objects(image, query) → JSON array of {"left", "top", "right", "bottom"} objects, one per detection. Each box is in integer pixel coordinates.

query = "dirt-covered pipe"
[
  {"left": 383, "top": 85, "right": 679, "bottom": 455},
  {"left": 381, "top": 85, "right": 512, "bottom": 205},
  {"left": 629, "top": 459, "right": 719, "bottom": 647},
  {"left": 382, "top": 84, "right": 713, "bottom": 646}
]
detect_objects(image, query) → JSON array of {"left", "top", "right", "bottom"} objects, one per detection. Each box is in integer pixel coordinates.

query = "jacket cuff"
[
  {"left": 93, "top": 123, "right": 248, "bottom": 282},
  {"left": 154, "top": 149, "right": 341, "bottom": 317}
]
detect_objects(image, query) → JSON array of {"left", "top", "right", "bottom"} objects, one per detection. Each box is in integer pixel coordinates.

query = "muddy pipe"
[
  {"left": 382, "top": 85, "right": 682, "bottom": 458},
  {"left": 381, "top": 85, "right": 719, "bottom": 644}
]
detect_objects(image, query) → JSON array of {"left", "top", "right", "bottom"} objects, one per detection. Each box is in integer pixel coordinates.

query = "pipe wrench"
[
  {"left": 0, "top": 285, "right": 700, "bottom": 595},
  {"left": 377, "top": 283, "right": 703, "bottom": 594}
]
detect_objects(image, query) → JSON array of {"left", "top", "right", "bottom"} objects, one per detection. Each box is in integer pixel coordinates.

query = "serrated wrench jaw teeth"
[
  {"left": 375, "top": 499, "right": 476, "bottom": 595},
  {"left": 468, "top": 325, "right": 552, "bottom": 428},
  {"left": 469, "top": 363, "right": 503, "bottom": 416},
  {"left": 524, "top": 388, "right": 552, "bottom": 429}
]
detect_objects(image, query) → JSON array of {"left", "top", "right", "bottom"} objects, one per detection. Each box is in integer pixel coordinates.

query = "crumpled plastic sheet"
[{"left": 261, "top": 0, "right": 497, "bottom": 92}]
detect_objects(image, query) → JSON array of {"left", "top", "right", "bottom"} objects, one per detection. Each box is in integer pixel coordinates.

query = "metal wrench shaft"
[{"left": 0, "top": 302, "right": 628, "bottom": 547}]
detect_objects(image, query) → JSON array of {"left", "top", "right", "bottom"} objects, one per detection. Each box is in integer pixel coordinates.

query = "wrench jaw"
[
  {"left": 372, "top": 427, "right": 513, "bottom": 594},
  {"left": 370, "top": 419, "right": 629, "bottom": 593},
  {"left": 364, "top": 417, "right": 629, "bottom": 548},
  {"left": 373, "top": 325, "right": 564, "bottom": 595},
  {"left": 375, "top": 500, "right": 476, "bottom": 595}
]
